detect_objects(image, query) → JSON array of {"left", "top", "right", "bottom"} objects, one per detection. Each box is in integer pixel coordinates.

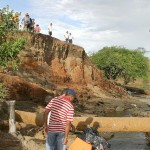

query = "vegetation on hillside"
[
  {"left": 0, "top": 5, "right": 25, "bottom": 69},
  {"left": 0, "top": 82, "right": 8, "bottom": 101},
  {"left": 90, "top": 46, "right": 149, "bottom": 85},
  {"left": 0, "top": 6, "right": 26, "bottom": 100}
]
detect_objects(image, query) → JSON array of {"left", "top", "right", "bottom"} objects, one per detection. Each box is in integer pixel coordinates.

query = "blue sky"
[{"left": 1, "top": 0, "right": 150, "bottom": 57}]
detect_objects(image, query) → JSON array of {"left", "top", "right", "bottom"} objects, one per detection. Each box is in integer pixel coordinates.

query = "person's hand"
[
  {"left": 63, "top": 137, "right": 68, "bottom": 144},
  {"left": 44, "top": 126, "right": 48, "bottom": 133},
  {"left": 70, "top": 124, "right": 76, "bottom": 133}
]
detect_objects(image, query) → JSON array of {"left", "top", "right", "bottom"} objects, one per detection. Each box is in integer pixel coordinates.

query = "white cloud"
[{"left": 22, "top": 0, "right": 150, "bottom": 56}]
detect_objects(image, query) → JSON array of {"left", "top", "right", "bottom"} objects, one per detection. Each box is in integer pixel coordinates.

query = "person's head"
[
  {"left": 36, "top": 24, "right": 39, "bottom": 26},
  {"left": 25, "top": 13, "right": 29, "bottom": 16},
  {"left": 66, "top": 31, "right": 68, "bottom": 33},
  {"left": 65, "top": 88, "right": 77, "bottom": 103},
  {"left": 50, "top": 23, "right": 52, "bottom": 25}
]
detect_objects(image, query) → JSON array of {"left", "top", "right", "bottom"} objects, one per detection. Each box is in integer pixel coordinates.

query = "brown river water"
[
  {"left": 108, "top": 132, "right": 150, "bottom": 150},
  {"left": 105, "top": 102, "right": 150, "bottom": 150}
]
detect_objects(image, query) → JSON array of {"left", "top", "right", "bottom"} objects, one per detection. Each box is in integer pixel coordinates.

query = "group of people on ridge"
[
  {"left": 64, "top": 31, "right": 73, "bottom": 43},
  {"left": 0, "top": 10, "right": 74, "bottom": 43},
  {"left": 48, "top": 23, "right": 73, "bottom": 43},
  {"left": 21, "top": 13, "right": 41, "bottom": 33}
]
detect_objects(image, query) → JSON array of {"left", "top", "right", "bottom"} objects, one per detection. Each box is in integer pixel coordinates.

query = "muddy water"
[
  {"left": 108, "top": 132, "right": 150, "bottom": 150},
  {"left": 105, "top": 109, "right": 150, "bottom": 150},
  {"left": 105, "top": 111, "right": 150, "bottom": 150}
]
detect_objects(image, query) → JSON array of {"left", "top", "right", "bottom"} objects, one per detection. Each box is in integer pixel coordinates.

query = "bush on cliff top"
[{"left": 0, "top": 5, "right": 25, "bottom": 68}]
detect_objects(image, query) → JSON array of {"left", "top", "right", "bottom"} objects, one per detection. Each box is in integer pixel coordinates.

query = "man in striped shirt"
[{"left": 44, "top": 89, "right": 77, "bottom": 150}]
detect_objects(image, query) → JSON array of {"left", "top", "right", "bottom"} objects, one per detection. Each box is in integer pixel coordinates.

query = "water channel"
[
  {"left": 108, "top": 132, "right": 150, "bottom": 150},
  {"left": 105, "top": 110, "right": 150, "bottom": 149}
]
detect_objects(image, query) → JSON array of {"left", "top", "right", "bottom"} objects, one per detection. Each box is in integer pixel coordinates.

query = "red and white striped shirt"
[{"left": 45, "top": 95, "right": 74, "bottom": 132}]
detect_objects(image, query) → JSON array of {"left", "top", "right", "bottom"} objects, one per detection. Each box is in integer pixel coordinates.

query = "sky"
[{"left": 1, "top": 0, "right": 150, "bottom": 57}]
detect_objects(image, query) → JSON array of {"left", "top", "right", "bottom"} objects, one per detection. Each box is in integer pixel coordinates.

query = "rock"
[
  {"left": 116, "top": 106, "right": 124, "bottom": 112},
  {"left": 101, "top": 132, "right": 114, "bottom": 140},
  {"left": 145, "top": 132, "right": 150, "bottom": 143},
  {"left": 44, "top": 95, "right": 53, "bottom": 104},
  {"left": 0, "top": 73, "right": 53, "bottom": 102},
  {"left": 131, "top": 103, "right": 137, "bottom": 108},
  {"left": 15, "top": 110, "right": 44, "bottom": 127}
]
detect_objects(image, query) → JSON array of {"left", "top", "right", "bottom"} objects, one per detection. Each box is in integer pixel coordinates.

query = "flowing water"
[
  {"left": 108, "top": 132, "right": 150, "bottom": 150},
  {"left": 105, "top": 108, "right": 150, "bottom": 150}
]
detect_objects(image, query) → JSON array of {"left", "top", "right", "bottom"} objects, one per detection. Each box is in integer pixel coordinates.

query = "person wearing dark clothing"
[
  {"left": 22, "top": 13, "right": 31, "bottom": 31},
  {"left": 48, "top": 23, "right": 52, "bottom": 36},
  {"left": 69, "top": 33, "right": 73, "bottom": 44},
  {"left": 29, "top": 19, "right": 35, "bottom": 32}
]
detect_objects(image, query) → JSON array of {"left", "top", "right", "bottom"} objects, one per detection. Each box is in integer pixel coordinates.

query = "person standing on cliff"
[
  {"left": 44, "top": 88, "right": 77, "bottom": 150},
  {"left": 22, "top": 13, "right": 31, "bottom": 31},
  {"left": 69, "top": 33, "right": 73, "bottom": 44},
  {"left": 34, "top": 24, "right": 41, "bottom": 33},
  {"left": 64, "top": 31, "right": 69, "bottom": 42},
  {"left": 48, "top": 23, "right": 52, "bottom": 37}
]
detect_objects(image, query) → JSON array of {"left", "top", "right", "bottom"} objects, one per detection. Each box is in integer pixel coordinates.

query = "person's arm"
[
  {"left": 63, "top": 121, "right": 71, "bottom": 144},
  {"left": 43, "top": 109, "right": 50, "bottom": 133}
]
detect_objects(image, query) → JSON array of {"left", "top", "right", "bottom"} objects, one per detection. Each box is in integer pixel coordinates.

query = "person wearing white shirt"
[
  {"left": 69, "top": 33, "right": 73, "bottom": 44},
  {"left": 64, "top": 31, "right": 69, "bottom": 42}
]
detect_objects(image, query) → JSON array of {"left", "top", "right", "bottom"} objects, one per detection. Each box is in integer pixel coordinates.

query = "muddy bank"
[{"left": 79, "top": 95, "right": 150, "bottom": 117}]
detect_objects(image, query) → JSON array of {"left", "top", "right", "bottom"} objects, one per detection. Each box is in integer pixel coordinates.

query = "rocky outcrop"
[
  {"left": 2, "top": 31, "right": 127, "bottom": 102},
  {"left": 0, "top": 73, "right": 53, "bottom": 101}
]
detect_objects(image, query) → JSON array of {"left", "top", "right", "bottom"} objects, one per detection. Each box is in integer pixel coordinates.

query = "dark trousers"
[
  {"left": 69, "top": 39, "right": 72, "bottom": 43},
  {"left": 49, "top": 31, "right": 52, "bottom": 36},
  {"left": 65, "top": 38, "right": 69, "bottom": 42}
]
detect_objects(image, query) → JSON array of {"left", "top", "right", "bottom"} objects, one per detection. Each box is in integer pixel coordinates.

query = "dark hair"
[{"left": 72, "top": 97, "right": 78, "bottom": 104}]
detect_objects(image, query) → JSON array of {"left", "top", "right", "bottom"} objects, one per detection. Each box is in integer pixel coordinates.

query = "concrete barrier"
[
  {"left": 15, "top": 110, "right": 150, "bottom": 132},
  {"left": 15, "top": 110, "right": 44, "bottom": 127},
  {"left": 73, "top": 117, "right": 150, "bottom": 132}
]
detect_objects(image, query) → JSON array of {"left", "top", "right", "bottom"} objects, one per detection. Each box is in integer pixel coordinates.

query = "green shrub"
[
  {"left": 0, "top": 6, "right": 24, "bottom": 69},
  {"left": 90, "top": 46, "right": 149, "bottom": 85},
  {"left": 0, "top": 38, "right": 26, "bottom": 67},
  {"left": 0, "top": 82, "right": 9, "bottom": 102},
  {"left": 0, "top": 5, "right": 20, "bottom": 43}
]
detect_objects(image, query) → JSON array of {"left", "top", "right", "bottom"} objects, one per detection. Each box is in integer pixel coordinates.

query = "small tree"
[
  {"left": 0, "top": 5, "right": 20, "bottom": 42},
  {"left": 90, "top": 46, "right": 149, "bottom": 84},
  {"left": 0, "top": 6, "right": 25, "bottom": 69}
]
